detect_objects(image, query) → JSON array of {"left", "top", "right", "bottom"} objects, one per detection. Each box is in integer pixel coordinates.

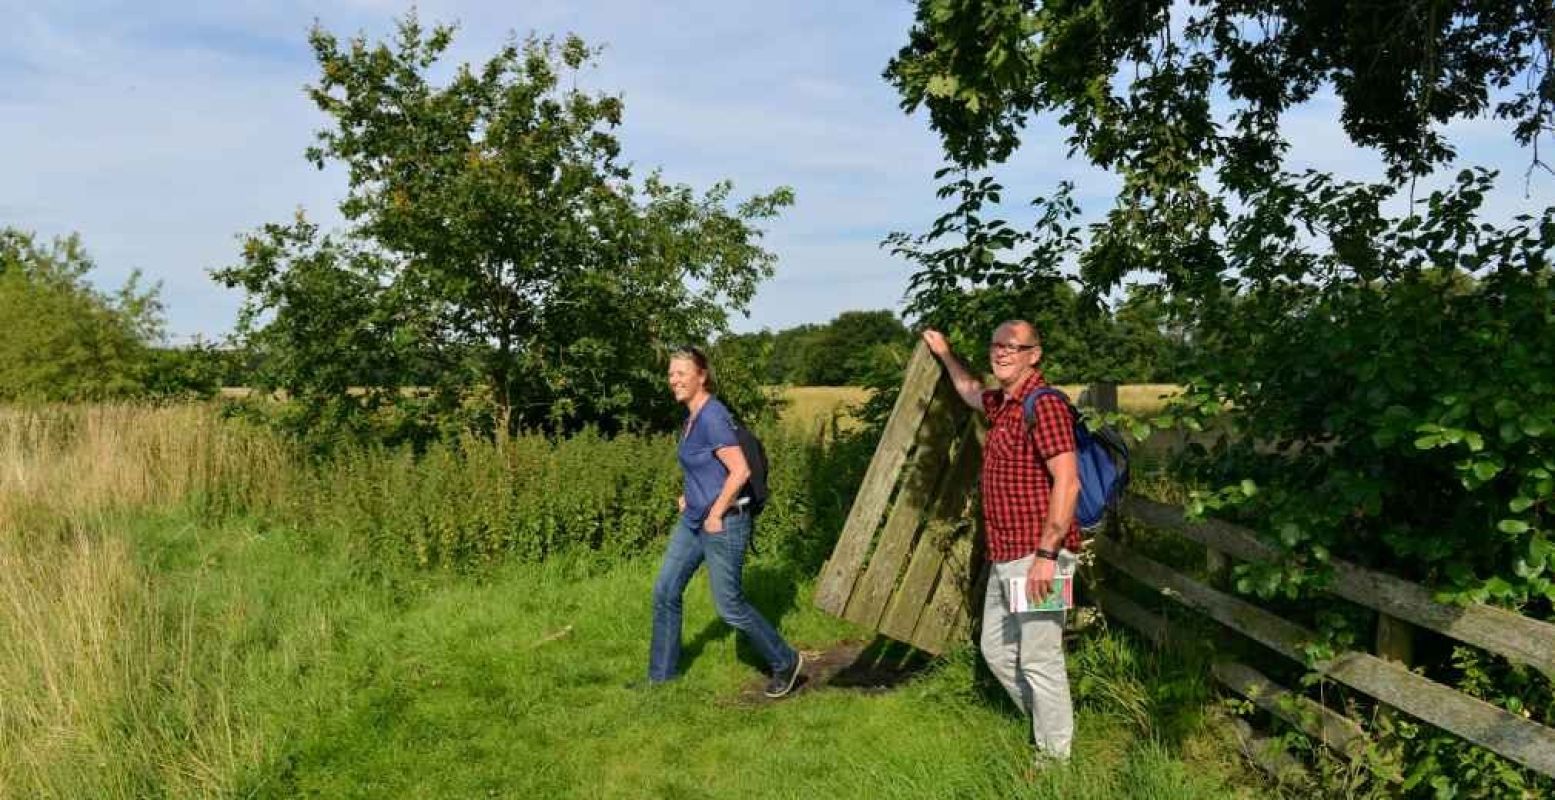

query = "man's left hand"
[
  {"left": 704, "top": 514, "right": 725, "bottom": 534},
  {"left": 1026, "top": 555, "right": 1056, "bottom": 604}
]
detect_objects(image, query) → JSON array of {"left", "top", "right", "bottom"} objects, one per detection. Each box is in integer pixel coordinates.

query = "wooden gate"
[{"left": 812, "top": 342, "right": 985, "bottom": 655}]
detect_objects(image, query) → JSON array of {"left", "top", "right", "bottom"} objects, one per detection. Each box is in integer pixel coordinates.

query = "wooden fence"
[
  {"left": 815, "top": 342, "right": 1555, "bottom": 780},
  {"left": 813, "top": 342, "right": 984, "bottom": 653}
]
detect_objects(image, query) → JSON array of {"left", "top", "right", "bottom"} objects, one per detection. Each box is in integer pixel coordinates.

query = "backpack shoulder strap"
[{"left": 1022, "top": 387, "right": 1076, "bottom": 429}]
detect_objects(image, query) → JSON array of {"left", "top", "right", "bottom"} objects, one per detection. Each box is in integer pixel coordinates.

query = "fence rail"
[
  {"left": 1121, "top": 496, "right": 1555, "bottom": 678},
  {"left": 1095, "top": 532, "right": 1555, "bottom": 777}
]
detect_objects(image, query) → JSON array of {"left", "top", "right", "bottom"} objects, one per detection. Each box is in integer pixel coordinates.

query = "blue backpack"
[{"left": 1022, "top": 388, "right": 1130, "bottom": 530}]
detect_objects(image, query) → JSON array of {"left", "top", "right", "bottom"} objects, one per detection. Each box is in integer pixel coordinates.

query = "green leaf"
[
  {"left": 1240, "top": 479, "right": 1257, "bottom": 497},
  {"left": 1497, "top": 519, "right": 1531, "bottom": 535},
  {"left": 1471, "top": 461, "right": 1501, "bottom": 481},
  {"left": 1510, "top": 496, "right": 1535, "bottom": 513},
  {"left": 1484, "top": 576, "right": 1514, "bottom": 598},
  {"left": 1414, "top": 434, "right": 1443, "bottom": 449},
  {"left": 1531, "top": 535, "right": 1554, "bottom": 565},
  {"left": 925, "top": 74, "right": 959, "bottom": 99}
]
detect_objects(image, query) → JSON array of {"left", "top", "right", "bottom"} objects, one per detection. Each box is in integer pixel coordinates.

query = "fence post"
[
  {"left": 1205, "top": 547, "right": 1231, "bottom": 584},
  {"left": 1089, "top": 382, "right": 1118, "bottom": 416},
  {"left": 1376, "top": 613, "right": 1415, "bottom": 666},
  {"left": 1373, "top": 611, "right": 1415, "bottom": 747}
]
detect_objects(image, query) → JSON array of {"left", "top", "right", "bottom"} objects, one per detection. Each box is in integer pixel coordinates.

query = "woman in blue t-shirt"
[{"left": 646, "top": 346, "right": 803, "bottom": 697}]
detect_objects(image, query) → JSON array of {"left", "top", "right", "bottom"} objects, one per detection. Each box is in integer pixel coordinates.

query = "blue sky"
[{"left": 2, "top": 1, "right": 1550, "bottom": 344}]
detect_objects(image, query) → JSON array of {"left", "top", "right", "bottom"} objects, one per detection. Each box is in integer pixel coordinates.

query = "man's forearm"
[{"left": 1041, "top": 476, "right": 1080, "bottom": 550}]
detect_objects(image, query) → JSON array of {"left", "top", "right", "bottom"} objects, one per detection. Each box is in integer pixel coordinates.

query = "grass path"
[{"left": 86, "top": 511, "right": 1270, "bottom": 799}]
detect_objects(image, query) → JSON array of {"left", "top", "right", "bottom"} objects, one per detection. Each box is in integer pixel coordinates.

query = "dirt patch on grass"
[{"left": 729, "top": 637, "right": 938, "bottom": 706}]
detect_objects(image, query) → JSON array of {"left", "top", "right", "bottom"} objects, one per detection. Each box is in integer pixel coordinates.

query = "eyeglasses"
[{"left": 988, "top": 342, "right": 1039, "bottom": 355}]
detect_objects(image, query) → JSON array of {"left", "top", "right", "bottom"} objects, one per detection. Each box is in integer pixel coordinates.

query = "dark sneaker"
[{"left": 764, "top": 653, "right": 804, "bottom": 698}]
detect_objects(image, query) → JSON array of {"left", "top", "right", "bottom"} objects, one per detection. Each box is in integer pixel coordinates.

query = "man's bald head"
[{"left": 995, "top": 320, "right": 1041, "bottom": 347}]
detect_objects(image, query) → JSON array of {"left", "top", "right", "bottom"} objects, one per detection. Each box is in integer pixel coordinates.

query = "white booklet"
[{"left": 1009, "top": 549, "right": 1079, "bottom": 613}]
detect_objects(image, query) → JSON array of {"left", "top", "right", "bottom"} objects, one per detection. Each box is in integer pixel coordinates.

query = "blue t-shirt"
[{"left": 678, "top": 397, "right": 740, "bottom": 529}]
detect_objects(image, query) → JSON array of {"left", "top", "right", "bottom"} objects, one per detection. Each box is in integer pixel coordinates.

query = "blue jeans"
[{"left": 648, "top": 513, "right": 797, "bottom": 682}]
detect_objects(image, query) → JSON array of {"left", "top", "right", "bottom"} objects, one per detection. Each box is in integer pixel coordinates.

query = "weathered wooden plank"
[
  {"left": 1121, "top": 496, "right": 1555, "bottom": 677},
  {"left": 815, "top": 342, "right": 944, "bottom": 614},
  {"left": 1091, "top": 586, "right": 1367, "bottom": 758},
  {"left": 1120, "top": 496, "right": 1282, "bottom": 564},
  {"left": 1095, "top": 536, "right": 1311, "bottom": 657},
  {"left": 844, "top": 380, "right": 967, "bottom": 628},
  {"left": 1090, "top": 585, "right": 1173, "bottom": 647},
  {"left": 941, "top": 557, "right": 987, "bottom": 648},
  {"left": 1226, "top": 715, "right": 1313, "bottom": 788},
  {"left": 877, "top": 421, "right": 982, "bottom": 642},
  {"left": 1095, "top": 536, "right": 1555, "bottom": 778},
  {"left": 1212, "top": 661, "right": 1368, "bottom": 758},
  {"left": 910, "top": 515, "right": 983, "bottom": 654}
]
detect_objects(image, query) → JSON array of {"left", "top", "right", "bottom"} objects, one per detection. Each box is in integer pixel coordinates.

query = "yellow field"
[
  {"left": 777, "top": 386, "right": 872, "bottom": 432},
  {"left": 1054, "top": 384, "right": 1183, "bottom": 417},
  {"left": 777, "top": 384, "right": 1183, "bottom": 433}
]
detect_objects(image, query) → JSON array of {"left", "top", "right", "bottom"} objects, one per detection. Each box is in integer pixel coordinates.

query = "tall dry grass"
[
  {"left": 0, "top": 405, "right": 289, "bottom": 797},
  {"left": 0, "top": 404, "right": 295, "bottom": 528}
]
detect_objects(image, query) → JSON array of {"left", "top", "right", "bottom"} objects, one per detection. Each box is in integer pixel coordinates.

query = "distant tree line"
[
  {"left": 716, "top": 290, "right": 1188, "bottom": 389},
  {"left": 713, "top": 310, "right": 913, "bottom": 387}
]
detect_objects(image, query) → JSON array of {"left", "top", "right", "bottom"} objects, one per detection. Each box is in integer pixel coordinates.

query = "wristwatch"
[{"left": 1034, "top": 548, "right": 1059, "bottom": 561}]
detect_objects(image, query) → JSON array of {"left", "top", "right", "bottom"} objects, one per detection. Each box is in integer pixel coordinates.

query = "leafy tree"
[
  {"left": 0, "top": 229, "right": 163, "bottom": 401},
  {"left": 141, "top": 341, "right": 247, "bottom": 398},
  {"left": 887, "top": 0, "right": 1551, "bottom": 293},
  {"left": 805, "top": 310, "right": 912, "bottom": 386},
  {"left": 715, "top": 311, "right": 915, "bottom": 387},
  {"left": 885, "top": 177, "right": 1185, "bottom": 383},
  {"left": 215, "top": 16, "right": 792, "bottom": 438},
  {"left": 770, "top": 323, "right": 826, "bottom": 385}
]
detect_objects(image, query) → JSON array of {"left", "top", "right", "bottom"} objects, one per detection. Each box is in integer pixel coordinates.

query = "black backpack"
[{"left": 731, "top": 420, "right": 769, "bottom": 516}]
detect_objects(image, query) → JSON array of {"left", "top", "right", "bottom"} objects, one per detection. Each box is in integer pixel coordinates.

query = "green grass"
[
  {"left": 39, "top": 507, "right": 1267, "bottom": 800},
  {"left": 2, "top": 405, "right": 1270, "bottom": 798}
]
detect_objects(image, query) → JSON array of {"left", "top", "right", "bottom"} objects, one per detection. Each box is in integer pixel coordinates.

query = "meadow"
[
  {"left": 0, "top": 395, "right": 1266, "bottom": 799},
  {"left": 780, "top": 384, "right": 1181, "bottom": 427}
]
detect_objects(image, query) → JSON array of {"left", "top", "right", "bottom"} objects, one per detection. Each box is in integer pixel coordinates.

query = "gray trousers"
[{"left": 980, "top": 554, "right": 1074, "bottom": 759}]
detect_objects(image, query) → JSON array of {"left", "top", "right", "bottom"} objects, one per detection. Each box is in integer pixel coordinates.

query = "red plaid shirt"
[{"left": 980, "top": 370, "right": 1081, "bottom": 562}]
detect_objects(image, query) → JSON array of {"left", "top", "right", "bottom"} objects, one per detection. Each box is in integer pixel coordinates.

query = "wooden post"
[
  {"left": 1088, "top": 382, "right": 1118, "bottom": 415},
  {"left": 1375, "top": 613, "right": 1415, "bottom": 666},
  {"left": 1205, "top": 548, "right": 1230, "bottom": 584}
]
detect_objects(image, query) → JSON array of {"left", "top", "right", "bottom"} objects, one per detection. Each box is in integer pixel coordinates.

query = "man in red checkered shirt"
[{"left": 922, "top": 321, "right": 1081, "bottom": 763}]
